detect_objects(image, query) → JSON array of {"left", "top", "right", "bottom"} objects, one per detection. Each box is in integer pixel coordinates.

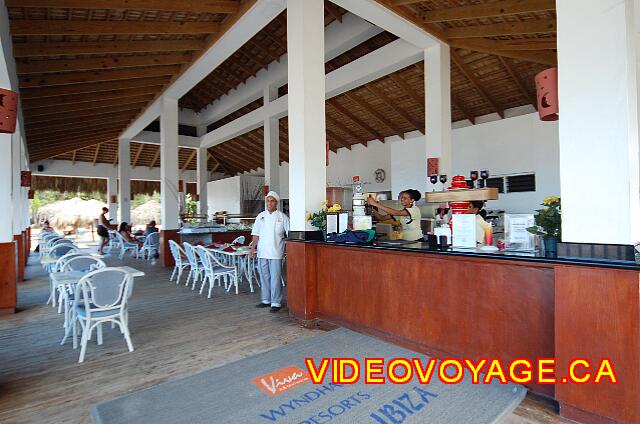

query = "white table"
[{"left": 207, "top": 246, "right": 257, "bottom": 293}]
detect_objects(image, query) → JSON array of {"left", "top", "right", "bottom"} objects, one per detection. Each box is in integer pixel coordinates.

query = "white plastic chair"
[
  {"left": 138, "top": 232, "right": 160, "bottom": 260},
  {"left": 107, "top": 230, "right": 121, "bottom": 253},
  {"left": 168, "top": 240, "right": 189, "bottom": 285},
  {"left": 57, "top": 256, "right": 106, "bottom": 337},
  {"left": 70, "top": 268, "right": 134, "bottom": 363},
  {"left": 41, "top": 236, "right": 62, "bottom": 256},
  {"left": 47, "top": 251, "right": 85, "bottom": 306},
  {"left": 183, "top": 242, "right": 203, "bottom": 289},
  {"left": 115, "top": 232, "right": 139, "bottom": 259},
  {"left": 196, "top": 246, "right": 238, "bottom": 298}
]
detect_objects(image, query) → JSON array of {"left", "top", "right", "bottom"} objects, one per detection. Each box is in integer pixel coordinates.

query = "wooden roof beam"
[
  {"left": 27, "top": 104, "right": 144, "bottom": 124},
  {"left": 26, "top": 110, "right": 138, "bottom": 127},
  {"left": 451, "top": 92, "right": 476, "bottom": 125},
  {"left": 181, "top": 149, "right": 197, "bottom": 171},
  {"left": 452, "top": 37, "right": 557, "bottom": 51},
  {"left": 26, "top": 95, "right": 153, "bottom": 116},
  {"left": 28, "top": 130, "right": 121, "bottom": 147},
  {"left": 450, "top": 39, "right": 557, "bottom": 66},
  {"left": 17, "top": 53, "right": 192, "bottom": 75},
  {"left": 71, "top": 150, "right": 77, "bottom": 164},
  {"left": 22, "top": 86, "right": 160, "bottom": 108},
  {"left": 498, "top": 56, "right": 538, "bottom": 109},
  {"left": 19, "top": 65, "right": 180, "bottom": 88},
  {"left": 27, "top": 120, "right": 131, "bottom": 138},
  {"left": 451, "top": 50, "right": 505, "bottom": 118},
  {"left": 324, "top": 1, "right": 344, "bottom": 23},
  {"left": 92, "top": 144, "right": 101, "bottom": 165},
  {"left": 13, "top": 40, "right": 206, "bottom": 58},
  {"left": 149, "top": 148, "right": 161, "bottom": 169},
  {"left": 365, "top": 84, "right": 422, "bottom": 131},
  {"left": 423, "top": 0, "right": 556, "bottom": 23},
  {"left": 32, "top": 137, "right": 118, "bottom": 161},
  {"left": 325, "top": 128, "right": 351, "bottom": 151},
  {"left": 345, "top": 92, "right": 406, "bottom": 139},
  {"left": 446, "top": 18, "right": 556, "bottom": 39},
  {"left": 325, "top": 116, "right": 358, "bottom": 148},
  {"left": 328, "top": 100, "right": 384, "bottom": 142},
  {"left": 10, "top": 20, "right": 221, "bottom": 36},
  {"left": 20, "top": 76, "right": 170, "bottom": 99},
  {"left": 132, "top": 143, "right": 145, "bottom": 167},
  {"left": 8, "top": 0, "right": 240, "bottom": 14}
]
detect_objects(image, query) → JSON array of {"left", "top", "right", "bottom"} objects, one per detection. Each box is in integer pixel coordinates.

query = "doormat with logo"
[{"left": 91, "top": 328, "right": 526, "bottom": 424}]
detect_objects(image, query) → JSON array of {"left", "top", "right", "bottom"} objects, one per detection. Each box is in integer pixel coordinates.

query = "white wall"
[
  {"left": 274, "top": 112, "right": 559, "bottom": 214},
  {"left": 206, "top": 175, "right": 264, "bottom": 214},
  {"left": 452, "top": 112, "right": 560, "bottom": 213}
]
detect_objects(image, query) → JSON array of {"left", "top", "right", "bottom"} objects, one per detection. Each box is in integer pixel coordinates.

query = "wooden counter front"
[
  {"left": 287, "top": 241, "right": 555, "bottom": 397},
  {"left": 286, "top": 241, "right": 640, "bottom": 423}
]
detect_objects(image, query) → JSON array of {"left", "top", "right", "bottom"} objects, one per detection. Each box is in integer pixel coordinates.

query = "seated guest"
[
  {"left": 35, "top": 220, "right": 55, "bottom": 252},
  {"left": 118, "top": 222, "right": 143, "bottom": 247},
  {"left": 144, "top": 220, "right": 159, "bottom": 237}
]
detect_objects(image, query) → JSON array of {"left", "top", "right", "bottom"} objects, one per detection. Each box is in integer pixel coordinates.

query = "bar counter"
[{"left": 286, "top": 240, "right": 640, "bottom": 424}]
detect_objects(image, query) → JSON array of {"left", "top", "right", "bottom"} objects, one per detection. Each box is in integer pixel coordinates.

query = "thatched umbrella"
[
  {"left": 132, "top": 200, "right": 161, "bottom": 227},
  {"left": 43, "top": 198, "right": 107, "bottom": 230}
]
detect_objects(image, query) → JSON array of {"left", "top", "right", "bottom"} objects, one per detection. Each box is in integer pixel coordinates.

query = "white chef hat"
[{"left": 266, "top": 191, "right": 280, "bottom": 202}]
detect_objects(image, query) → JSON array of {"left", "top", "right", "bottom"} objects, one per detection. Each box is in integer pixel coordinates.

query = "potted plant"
[
  {"left": 307, "top": 201, "right": 328, "bottom": 239},
  {"left": 527, "top": 196, "right": 561, "bottom": 256}
]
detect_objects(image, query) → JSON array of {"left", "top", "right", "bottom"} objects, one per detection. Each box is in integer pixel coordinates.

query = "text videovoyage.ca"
[{"left": 304, "top": 357, "right": 618, "bottom": 385}]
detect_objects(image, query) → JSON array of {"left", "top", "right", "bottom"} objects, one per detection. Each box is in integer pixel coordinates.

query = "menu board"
[{"left": 452, "top": 214, "right": 477, "bottom": 248}]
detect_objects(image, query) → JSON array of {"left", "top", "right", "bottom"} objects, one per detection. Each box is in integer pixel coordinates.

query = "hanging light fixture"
[{"left": 535, "top": 68, "right": 559, "bottom": 121}]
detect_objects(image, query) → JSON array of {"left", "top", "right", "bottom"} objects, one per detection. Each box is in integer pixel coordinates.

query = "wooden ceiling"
[
  {"left": 23, "top": 0, "right": 557, "bottom": 179},
  {"left": 9, "top": 0, "right": 250, "bottom": 163}
]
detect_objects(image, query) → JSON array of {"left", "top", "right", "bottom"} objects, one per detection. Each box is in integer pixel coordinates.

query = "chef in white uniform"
[{"left": 250, "top": 191, "right": 290, "bottom": 312}]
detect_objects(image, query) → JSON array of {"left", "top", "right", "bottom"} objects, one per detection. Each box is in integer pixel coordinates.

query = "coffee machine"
[{"left": 351, "top": 176, "right": 372, "bottom": 230}]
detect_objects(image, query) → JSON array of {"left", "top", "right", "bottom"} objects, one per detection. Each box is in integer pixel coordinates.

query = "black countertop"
[{"left": 290, "top": 239, "right": 640, "bottom": 270}]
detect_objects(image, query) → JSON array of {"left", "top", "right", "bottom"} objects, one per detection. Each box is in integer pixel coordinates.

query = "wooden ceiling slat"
[
  {"left": 365, "top": 83, "right": 422, "bottom": 132},
  {"left": 10, "top": 20, "right": 222, "bottom": 36},
  {"left": 13, "top": 40, "right": 207, "bottom": 58},
  {"left": 24, "top": 102, "right": 147, "bottom": 118},
  {"left": 452, "top": 37, "right": 557, "bottom": 52},
  {"left": 92, "top": 144, "right": 100, "bottom": 165},
  {"left": 29, "top": 133, "right": 120, "bottom": 151},
  {"left": 345, "top": 91, "right": 406, "bottom": 139},
  {"left": 328, "top": 100, "right": 383, "bottom": 142},
  {"left": 132, "top": 143, "right": 145, "bottom": 167},
  {"left": 17, "top": 52, "right": 192, "bottom": 74},
  {"left": 451, "top": 92, "right": 476, "bottom": 124},
  {"left": 451, "top": 50, "right": 505, "bottom": 118},
  {"left": 27, "top": 104, "right": 144, "bottom": 123},
  {"left": 26, "top": 116, "right": 133, "bottom": 133},
  {"left": 20, "top": 76, "right": 170, "bottom": 98},
  {"left": 27, "top": 120, "right": 131, "bottom": 138},
  {"left": 26, "top": 95, "right": 153, "bottom": 116},
  {"left": 181, "top": 149, "right": 197, "bottom": 171},
  {"left": 325, "top": 127, "right": 351, "bottom": 150},
  {"left": 422, "top": 0, "right": 556, "bottom": 23},
  {"left": 31, "top": 137, "right": 118, "bottom": 161},
  {"left": 26, "top": 110, "right": 138, "bottom": 128},
  {"left": 22, "top": 86, "right": 161, "bottom": 108},
  {"left": 20, "top": 65, "right": 180, "bottom": 88},
  {"left": 149, "top": 148, "right": 160, "bottom": 169},
  {"left": 498, "top": 56, "right": 537, "bottom": 108},
  {"left": 446, "top": 18, "right": 556, "bottom": 39},
  {"left": 28, "top": 128, "right": 122, "bottom": 144},
  {"left": 8, "top": 0, "right": 240, "bottom": 14}
]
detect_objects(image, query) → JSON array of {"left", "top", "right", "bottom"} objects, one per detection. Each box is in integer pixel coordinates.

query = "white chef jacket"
[{"left": 251, "top": 210, "right": 290, "bottom": 259}]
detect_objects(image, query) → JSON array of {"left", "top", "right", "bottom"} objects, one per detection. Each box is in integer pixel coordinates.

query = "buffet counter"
[
  {"left": 286, "top": 240, "right": 640, "bottom": 423},
  {"left": 179, "top": 226, "right": 252, "bottom": 245}
]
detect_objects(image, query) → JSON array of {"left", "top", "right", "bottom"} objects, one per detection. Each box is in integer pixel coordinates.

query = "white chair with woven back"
[
  {"left": 196, "top": 246, "right": 238, "bottom": 298},
  {"left": 70, "top": 267, "right": 135, "bottom": 363},
  {"left": 168, "top": 240, "right": 190, "bottom": 285},
  {"left": 115, "top": 231, "right": 140, "bottom": 259},
  {"left": 56, "top": 256, "right": 106, "bottom": 341},
  {"left": 107, "top": 230, "right": 121, "bottom": 253},
  {"left": 47, "top": 250, "right": 84, "bottom": 307},
  {"left": 45, "top": 243, "right": 79, "bottom": 273},
  {"left": 138, "top": 232, "right": 160, "bottom": 260},
  {"left": 182, "top": 242, "right": 203, "bottom": 290}
]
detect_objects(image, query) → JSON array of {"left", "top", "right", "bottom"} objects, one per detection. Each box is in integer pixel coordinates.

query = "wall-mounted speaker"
[{"left": 37, "top": 165, "right": 44, "bottom": 172}]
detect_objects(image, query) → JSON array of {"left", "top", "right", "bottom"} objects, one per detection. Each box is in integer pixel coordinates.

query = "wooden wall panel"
[
  {"left": 555, "top": 265, "right": 640, "bottom": 423},
  {"left": 0, "top": 242, "right": 17, "bottom": 314}
]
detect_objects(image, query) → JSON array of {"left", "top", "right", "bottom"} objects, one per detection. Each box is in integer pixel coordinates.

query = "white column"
[
  {"left": 196, "top": 147, "right": 208, "bottom": 217},
  {"left": 118, "top": 138, "right": 131, "bottom": 224},
  {"left": 161, "top": 97, "right": 180, "bottom": 230},
  {"left": 107, "top": 175, "right": 118, "bottom": 221},
  {"left": 0, "top": 133, "right": 13, "bottom": 243},
  {"left": 264, "top": 85, "right": 280, "bottom": 195},
  {"left": 425, "top": 43, "right": 452, "bottom": 184},
  {"left": 287, "top": 0, "right": 327, "bottom": 233},
  {"left": 11, "top": 128, "right": 22, "bottom": 236},
  {"left": 557, "top": 0, "right": 640, "bottom": 244}
]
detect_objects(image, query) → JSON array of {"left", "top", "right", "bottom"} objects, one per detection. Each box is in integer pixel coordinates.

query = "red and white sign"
[
  {"left": 252, "top": 366, "right": 310, "bottom": 396},
  {"left": 352, "top": 175, "right": 361, "bottom": 184}
]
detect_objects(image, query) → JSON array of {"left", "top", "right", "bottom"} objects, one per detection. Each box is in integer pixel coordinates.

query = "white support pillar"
[
  {"left": 425, "top": 43, "right": 452, "bottom": 186},
  {"left": 264, "top": 84, "right": 280, "bottom": 196},
  {"left": 118, "top": 138, "right": 131, "bottom": 224},
  {"left": 107, "top": 175, "right": 118, "bottom": 221},
  {"left": 11, "top": 128, "right": 22, "bottom": 236},
  {"left": 196, "top": 147, "right": 209, "bottom": 217},
  {"left": 0, "top": 133, "right": 13, "bottom": 243},
  {"left": 557, "top": 0, "right": 640, "bottom": 244},
  {"left": 160, "top": 97, "right": 180, "bottom": 230},
  {"left": 287, "top": 0, "right": 327, "bottom": 234}
]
